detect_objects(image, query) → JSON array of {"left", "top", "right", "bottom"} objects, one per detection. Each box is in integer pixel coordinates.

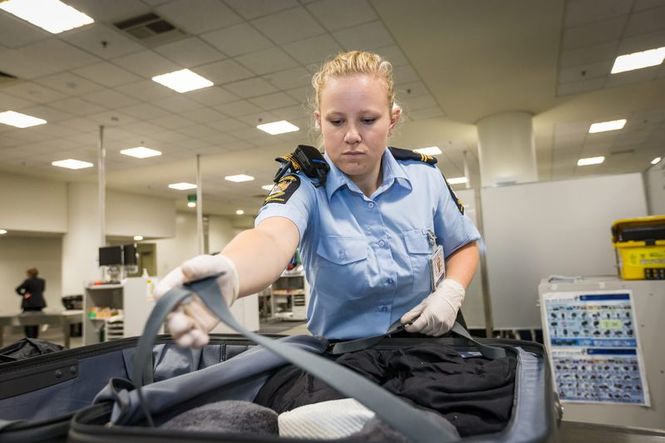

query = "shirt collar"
[{"left": 323, "top": 148, "right": 412, "bottom": 200}]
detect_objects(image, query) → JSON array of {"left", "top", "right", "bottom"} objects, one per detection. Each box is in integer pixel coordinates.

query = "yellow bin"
[{"left": 612, "top": 215, "right": 665, "bottom": 280}]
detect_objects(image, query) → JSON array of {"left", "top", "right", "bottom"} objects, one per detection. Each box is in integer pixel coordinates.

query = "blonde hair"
[{"left": 311, "top": 50, "right": 395, "bottom": 111}]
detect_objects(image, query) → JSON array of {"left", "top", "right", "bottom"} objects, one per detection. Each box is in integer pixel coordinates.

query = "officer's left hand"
[{"left": 400, "top": 278, "right": 465, "bottom": 336}]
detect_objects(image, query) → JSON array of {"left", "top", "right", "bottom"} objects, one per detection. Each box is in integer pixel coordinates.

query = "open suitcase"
[{"left": 1, "top": 276, "right": 561, "bottom": 442}]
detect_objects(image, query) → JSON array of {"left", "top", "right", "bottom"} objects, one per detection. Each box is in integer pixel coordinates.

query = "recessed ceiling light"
[
  {"left": 414, "top": 146, "right": 442, "bottom": 156},
  {"left": 0, "top": 110, "right": 47, "bottom": 128},
  {"left": 577, "top": 156, "right": 605, "bottom": 166},
  {"left": 235, "top": 209, "right": 245, "bottom": 215},
  {"left": 120, "top": 146, "right": 162, "bottom": 159},
  {"left": 52, "top": 159, "right": 93, "bottom": 170},
  {"left": 0, "top": 0, "right": 93, "bottom": 34},
  {"left": 152, "top": 69, "right": 213, "bottom": 93},
  {"left": 261, "top": 184, "right": 275, "bottom": 191},
  {"left": 256, "top": 120, "right": 299, "bottom": 135},
  {"left": 133, "top": 235, "right": 144, "bottom": 241},
  {"left": 225, "top": 174, "right": 254, "bottom": 183},
  {"left": 651, "top": 157, "right": 662, "bottom": 165},
  {"left": 187, "top": 201, "right": 196, "bottom": 208},
  {"left": 588, "top": 119, "right": 626, "bottom": 133},
  {"left": 0, "top": 229, "right": 7, "bottom": 235},
  {"left": 447, "top": 177, "right": 468, "bottom": 185},
  {"left": 168, "top": 182, "right": 197, "bottom": 190},
  {"left": 611, "top": 47, "right": 665, "bottom": 74}
]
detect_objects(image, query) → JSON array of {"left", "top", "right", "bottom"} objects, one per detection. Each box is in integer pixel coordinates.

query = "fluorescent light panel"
[
  {"left": 120, "top": 146, "right": 162, "bottom": 159},
  {"left": 414, "top": 146, "right": 442, "bottom": 156},
  {"left": 168, "top": 182, "right": 197, "bottom": 190},
  {"left": 225, "top": 174, "right": 254, "bottom": 183},
  {"left": 52, "top": 159, "right": 93, "bottom": 169},
  {"left": 0, "top": 229, "right": 7, "bottom": 235},
  {"left": 588, "top": 119, "right": 626, "bottom": 133},
  {"left": 447, "top": 177, "right": 468, "bottom": 185},
  {"left": 152, "top": 69, "right": 213, "bottom": 93},
  {"left": 133, "top": 235, "right": 143, "bottom": 241},
  {"left": 0, "top": 110, "right": 47, "bottom": 128},
  {"left": 577, "top": 156, "right": 605, "bottom": 166},
  {"left": 651, "top": 157, "right": 662, "bottom": 165},
  {"left": 257, "top": 120, "right": 299, "bottom": 135},
  {"left": 187, "top": 202, "right": 196, "bottom": 208},
  {"left": 261, "top": 184, "right": 274, "bottom": 191},
  {"left": 235, "top": 210, "right": 245, "bottom": 215},
  {"left": 611, "top": 47, "right": 665, "bottom": 74},
  {"left": 0, "top": 0, "right": 93, "bottom": 34}
]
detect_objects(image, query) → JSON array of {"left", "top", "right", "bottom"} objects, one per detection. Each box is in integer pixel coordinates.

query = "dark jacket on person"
[{"left": 15, "top": 277, "right": 47, "bottom": 310}]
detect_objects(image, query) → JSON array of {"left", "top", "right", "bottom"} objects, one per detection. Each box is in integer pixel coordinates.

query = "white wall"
[
  {"left": 153, "top": 212, "right": 200, "bottom": 277},
  {"left": 208, "top": 215, "right": 236, "bottom": 254},
  {"left": 0, "top": 172, "right": 67, "bottom": 233},
  {"left": 107, "top": 191, "right": 175, "bottom": 238},
  {"left": 645, "top": 160, "right": 665, "bottom": 215},
  {"left": 0, "top": 236, "right": 63, "bottom": 315}
]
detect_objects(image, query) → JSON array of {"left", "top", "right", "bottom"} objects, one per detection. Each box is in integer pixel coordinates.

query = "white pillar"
[
  {"left": 62, "top": 183, "right": 102, "bottom": 295},
  {"left": 477, "top": 112, "right": 537, "bottom": 187}
]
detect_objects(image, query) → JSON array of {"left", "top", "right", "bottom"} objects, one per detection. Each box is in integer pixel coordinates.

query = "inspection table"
[{"left": 0, "top": 310, "right": 83, "bottom": 348}]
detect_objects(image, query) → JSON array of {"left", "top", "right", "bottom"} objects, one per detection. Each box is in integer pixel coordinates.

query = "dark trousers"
[{"left": 23, "top": 307, "right": 42, "bottom": 339}]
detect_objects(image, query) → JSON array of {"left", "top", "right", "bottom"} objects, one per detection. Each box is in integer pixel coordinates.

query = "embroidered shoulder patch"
[{"left": 263, "top": 174, "right": 300, "bottom": 205}]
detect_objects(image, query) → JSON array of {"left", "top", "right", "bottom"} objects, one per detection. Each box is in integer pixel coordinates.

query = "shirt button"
[
  {"left": 368, "top": 202, "right": 375, "bottom": 209},
  {"left": 378, "top": 240, "right": 385, "bottom": 247},
  {"left": 386, "top": 278, "right": 394, "bottom": 285}
]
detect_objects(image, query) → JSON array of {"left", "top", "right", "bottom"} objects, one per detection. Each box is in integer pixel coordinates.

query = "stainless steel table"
[{"left": 0, "top": 310, "right": 83, "bottom": 348}]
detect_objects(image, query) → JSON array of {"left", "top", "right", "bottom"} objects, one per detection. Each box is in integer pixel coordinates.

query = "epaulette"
[
  {"left": 389, "top": 146, "right": 438, "bottom": 165},
  {"left": 274, "top": 145, "right": 329, "bottom": 187},
  {"left": 389, "top": 147, "right": 463, "bottom": 214}
]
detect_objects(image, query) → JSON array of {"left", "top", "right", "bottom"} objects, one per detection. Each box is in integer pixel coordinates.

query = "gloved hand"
[
  {"left": 400, "top": 278, "right": 465, "bottom": 336},
  {"left": 154, "top": 254, "right": 239, "bottom": 347}
]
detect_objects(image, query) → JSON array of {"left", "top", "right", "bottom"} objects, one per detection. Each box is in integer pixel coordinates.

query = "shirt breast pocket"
[
  {"left": 315, "top": 236, "right": 369, "bottom": 299},
  {"left": 403, "top": 229, "right": 432, "bottom": 289}
]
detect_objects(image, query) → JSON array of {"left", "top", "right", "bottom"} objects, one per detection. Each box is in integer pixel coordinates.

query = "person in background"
[
  {"left": 15, "top": 267, "right": 47, "bottom": 339},
  {"left": 155, "top": 50, "right": 480, "bottom": 347}
]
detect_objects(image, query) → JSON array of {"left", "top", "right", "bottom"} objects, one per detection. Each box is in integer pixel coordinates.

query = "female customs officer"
[{"left": 155, "top": 50, "right": 481, "bottom": 346}]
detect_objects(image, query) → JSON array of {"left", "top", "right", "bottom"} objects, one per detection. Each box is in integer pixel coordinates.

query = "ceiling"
[{"left": 0, "top": 0, "right": 664, "bottom": 216}]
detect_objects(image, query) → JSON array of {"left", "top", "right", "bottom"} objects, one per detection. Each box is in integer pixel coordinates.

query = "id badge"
[{"left": 429, "top": 244, "right": 445, "bottom": 291}]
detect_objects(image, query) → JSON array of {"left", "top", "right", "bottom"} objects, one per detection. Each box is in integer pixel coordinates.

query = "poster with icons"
[{"left": 542, "top": 290, "right": 650, "bottom": 406}]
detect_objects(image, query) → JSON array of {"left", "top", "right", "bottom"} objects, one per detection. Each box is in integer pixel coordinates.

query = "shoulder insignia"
[
  {"left": 263, "top": 174, "right": 300, "bottom": 205},
  {"left": 389, "top": 146, "right": 437, "bottom": 165},
  {"left": 443, "top": 174, "right": 464, "bottom": 214}
]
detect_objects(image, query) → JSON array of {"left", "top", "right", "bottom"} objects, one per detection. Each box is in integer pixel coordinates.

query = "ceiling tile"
[
  {"left": 223, "top": 77, "right": 277, "bottom": 98},
  {"left": 396, "top": 81, "right": 430, "bottom": 99},
  {"left": 408, "top": 107, "right": 444, "bottom": 121},
  {"left": 153, "top": 37, "right": 225, "bottom": 68},
  {"left": 0, "top": 46, "right": 72, "bottom": 80},
  {"left": 178, "top": 124, "right": 220, "bottom": 138},
  {"left": 306, "top": 0, "right": 377, "bottom": 32},
  {"left": 74, "top": 62, "right": 142, "bottom": 87},
  {"left": 213, "top": 100, "right": 263, "bottom": 116},
  {"left": 0, "top": 91, "right": 33, "bottom": 109},
  {"left": 270, "top": 104, "right": 308, "bottom": 121},
  {"left": 58, "top": 117, "right": 104, "bottom": 132},
  {"left": 605, "top": 66, "right": 659, "bottom": 88},
  {"left": 618, "top": 30, "right": 665, "bottom": 54},
  {"left": 148, "top": 113, "right": 198, "bottom": 129},
  {"left": 251, "top": 7, "right": 325, "bottom": 44},
  {"left": 66, "top": 0, "right": 151, "bottom": 23},
  {"left": 374, "top": 45, "right": 409, "bottom": 67},
  {"left": 207, "top": 118, "right": 249, "bottom": 132},
  {"left": 624, "top": 5, "right": 665, "bottom": 37},
  {"left": 22, "top": 39, "right": 100, "bottom": 71},
  {"left": 117, "top": 102, "right": 173, "bottom": 120},
  {"left": 17, "top": 105, "right": 74, "bottom": 122},
  {"left": 559, "top": 42, "right": 617, "bottom": 68},
  {"left": 2, "top": 81, "right": 67, "bottom": 103},
  {"left": 34, "top": 72, "right": 104, "bottom": 96},
  {"left": 403, "top": 95, "right": 438, "bottom": 111},
  {"left": 201, "top": 23, "right": 273, "bottom": 57},
  {"left": 184, "top": 107, "right": 227, "bottom": 123},
  {"left": 154, "top": 95, "right": 204, "bottom": 112},
  {"left": 264, "top": 67, "right": 311, "bottom": 90},
  {"left": 115, "top": 80, "right": 175, "bottom": 101},
  {"left": 332, "top": 21, "right": 395, "bottom": 50},
  {"left": 634, "top": 0, "right": 665, "bottom": 11},
  {"left": 112, "top": 50, "right": 180, "bottom": 78},
  {"left": 562, "top": 17, "right": 625, "bottom": 50},
  {"left": 89, "top": 110, "right": 139, "bottom": 126},
  {"left": 564, "top": 0, "right": 631, "bottom": 28},
  {"left": 558, "top": 60, "right": 613, "bottom": 83},
  {"left": 195, "top": 59, "right": 254, "bottom": 84},
  {"left": 282, "top": 35, "right": 342, "bottom": 65},
  {"left": 80, "top": 89, "right": 139, "bottom": 109},
  {"left": 156, "top": 0, "right": 243, "bottom": 34},
  {"left": 62, "top": 23, "right": 144, "bottom": 59},
  {"left": 224, "top": 0, "right": 298, "bottom": 20},
  {"left": 236, "top": 47, "right": 299, "bottom": 75},
  {"left": 249, "top": 92, "right": 298, "bottom": 110},
  {"left": 393, "top": 65, "right": 420, "bottom": 84},
  {"left": 0, "top": 12, "right": 49, "bottom": 48},
  {"left": 187, "top": 86, "right": 239, "bottom": 106}
]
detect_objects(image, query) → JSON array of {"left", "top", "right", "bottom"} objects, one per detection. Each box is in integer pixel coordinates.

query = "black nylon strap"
[{"left": 133, "top": 275, "right": 460, "bottom": 443}]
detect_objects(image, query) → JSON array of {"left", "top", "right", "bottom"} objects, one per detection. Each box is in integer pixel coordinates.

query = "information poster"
[{"left": 542, "top": 290, "right": 650, "bottom": 405}]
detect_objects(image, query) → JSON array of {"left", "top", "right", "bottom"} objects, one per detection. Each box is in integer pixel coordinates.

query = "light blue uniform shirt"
[{"left": 255, "top": 148, "right": 480, "bottom": 340}]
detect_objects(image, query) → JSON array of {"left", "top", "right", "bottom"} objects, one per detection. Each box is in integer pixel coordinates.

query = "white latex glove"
[
  {"left": 154, "top": 254, "right": 239, "bottom": 348},
  {"left": 400, "top": 278, "right": 465, "bottom": 336}
]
